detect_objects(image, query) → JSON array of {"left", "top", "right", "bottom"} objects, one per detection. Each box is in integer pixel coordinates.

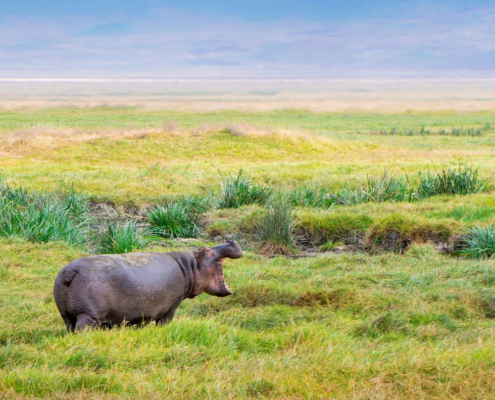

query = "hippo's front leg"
[{"left": 156, "top": 307, "right": 178, "bottom": 326}]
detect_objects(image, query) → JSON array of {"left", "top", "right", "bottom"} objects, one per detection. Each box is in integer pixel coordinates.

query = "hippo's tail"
[{"left": 61, "top": 268, "right": 77, "bottom": 287}]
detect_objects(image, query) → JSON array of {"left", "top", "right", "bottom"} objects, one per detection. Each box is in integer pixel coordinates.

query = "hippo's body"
[{"left": 53, "top": 241, "right": 242, "bottom": 332}]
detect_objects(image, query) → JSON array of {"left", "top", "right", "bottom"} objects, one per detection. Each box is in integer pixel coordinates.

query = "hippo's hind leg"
[
  {"left": 63, "top": 316, "right": 76, "bottom": 333},
  {"left": 75, "top": 313, "right": 98, "bottom": 331}
]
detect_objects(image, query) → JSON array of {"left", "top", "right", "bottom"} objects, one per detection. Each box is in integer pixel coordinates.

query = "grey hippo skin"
[{"left": 53, "top": 240, "right": 242, "bottom": 332}]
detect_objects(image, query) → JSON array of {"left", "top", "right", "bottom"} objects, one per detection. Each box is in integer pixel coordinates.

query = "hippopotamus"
[{"left": 53, "top": 240, "right": 242, "bottom": 332}]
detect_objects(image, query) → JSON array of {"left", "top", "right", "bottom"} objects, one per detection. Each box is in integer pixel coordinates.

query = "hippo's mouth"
[{"left": 214, "top": 258, "right": 232, "bottom": 296}]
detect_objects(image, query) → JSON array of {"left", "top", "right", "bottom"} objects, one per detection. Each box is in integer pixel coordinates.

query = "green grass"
[
  {"left": 217, "top": 170, "right": 273, "bottom": 209},
  {"left": 96, "top": 220, "right": 147, "bottom": 254},
  {"left": 1, "top": 239, "right": 495, "bottom": 398},
  {"left": 367, "top": 125, "right": 490, "bottom": 136},
  {"left": 1, "top": 107, "right": 494, "bottom": 133},
  {"left": 146, "top": 203, "right": 201, "bottom": 239},
  {"left": 1, "top": 108, "right": 495, "bottom": 398},
  {"left": 0, "top": 180, "right": 89, "bottom": 245},
  {"left": 0, "top": 108, "right": 493, "bottom": 203},
  {"left": 257, "top": 193, "right": 295, "bottom": 253},
  {"left": 336, "top": 173, "right": 415, "bottom": 205},
  {"left": 456, "top": 226, "right": 495, "bottom": 259},
  {"left": 418, "top": 163, "right": 487, "bottom": 198},
  {"left": 288, "top": 185, "right": 335, "bottom": 208},
  {"left": 146, "top": 195, "right": 209, "bottom": 239}
]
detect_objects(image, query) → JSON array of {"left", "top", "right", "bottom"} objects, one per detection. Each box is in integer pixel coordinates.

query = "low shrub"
[
  {"left": 97, "top": 220, "right": 146, "bottom": 254},
  {"left": 456, "top": 226, "right": 495, "bottom": 259},
  {"left": 217, "top": 170, "right": 273, "bottom": 208}
]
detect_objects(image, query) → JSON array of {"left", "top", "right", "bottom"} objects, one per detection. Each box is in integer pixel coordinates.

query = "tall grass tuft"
[
  {"left": 217, "top": 170, "right": 273, "bottom": 208},
  {"left": 288, "top": 186, "right": 336, "bottom": 208},
  {"left": 146, "top": 195, "right": 208, "bottom": 239},
  {"left": 286, "top": 166, "right": 486, "bottom": 209},
  {"left": 337, "top": 174, "right": 415, "bottom": 205},
  {"left": 146, "top": 203, "right": 200, "bottom": 239},
  {"left": 0, "top": 179, "right": 89, "bottom": 245},
  {"left": 257, "top": 193, "right": 295, "bottom": 254},
  {"left": 367, "top": 126, "right": 486, "bottom": 137},
  {"left": 457, "top": 226, "right": 495, "bottom": 259},
  {"left": 97, "top": 220, "right": 146, "bottom": 254},
  {"left": 176, "top": 195, "right": 210, "bottom": 215},
  {"left": 360, "top": 174, "right": 415, "bottom": 203},
  {"left": 56, "top": 183, "right": 90, "bottom": 222},
  {"left": 417, "top": 164, "right": 486, "bottom": 198}
]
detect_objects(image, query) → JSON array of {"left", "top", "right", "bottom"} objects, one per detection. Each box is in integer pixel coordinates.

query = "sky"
[{"left": 1, "top": 0, "right": 494, "bottom": 78}]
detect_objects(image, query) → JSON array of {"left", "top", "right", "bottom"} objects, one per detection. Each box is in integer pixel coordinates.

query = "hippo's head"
[{"left": 193, "top": 240, "right": 242, "bottom": 297}]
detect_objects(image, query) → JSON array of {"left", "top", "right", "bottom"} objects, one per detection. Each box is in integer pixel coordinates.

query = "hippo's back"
[{"left": 53, "top": 252, "right": 192, "bottom": 325}]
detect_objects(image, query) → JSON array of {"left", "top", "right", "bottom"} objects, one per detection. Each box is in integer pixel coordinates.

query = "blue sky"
[{"left": 1, "top": 0, "right": 494, "bottom": 78}]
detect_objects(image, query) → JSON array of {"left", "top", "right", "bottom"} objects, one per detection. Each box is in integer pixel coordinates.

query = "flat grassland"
[{"left": 1, "top": 102, "right": 495, "bottom": 399}]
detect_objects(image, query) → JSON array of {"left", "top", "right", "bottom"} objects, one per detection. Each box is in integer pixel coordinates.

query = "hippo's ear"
[{"left": 194, "top": 247, "right": 213, "bottom": 263}]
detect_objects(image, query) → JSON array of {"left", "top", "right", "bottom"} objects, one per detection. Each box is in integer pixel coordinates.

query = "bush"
[
  {"left": 217, "top": 170, "right": 272, "bottom": 208},
  {"left": 457, "top": 226, "right": 495, "bottom": 259},
  {"left": 417, "top": 164, "right": 486, "bottom": 198},
  {"left": 0, "top": 180, "right": 89, "bottom": 245},
  {"left": 97, "top": 220, "right": 146, "bottom": 254},
  {"left": 257, "top": 193, "right": 295, "bottom": 253}
]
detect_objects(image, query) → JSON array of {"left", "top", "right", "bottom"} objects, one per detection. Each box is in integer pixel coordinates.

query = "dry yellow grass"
[{"left": 0, "top": 123, "right": 314, "bottom": 156}]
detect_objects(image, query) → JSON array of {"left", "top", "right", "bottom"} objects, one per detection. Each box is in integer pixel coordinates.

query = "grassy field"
[
  {"left": 0, "top": 108, "right": 494, "bottom": 203},
  {"left": 1, "top": 107, "right": 495, "bottom": 399}
]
